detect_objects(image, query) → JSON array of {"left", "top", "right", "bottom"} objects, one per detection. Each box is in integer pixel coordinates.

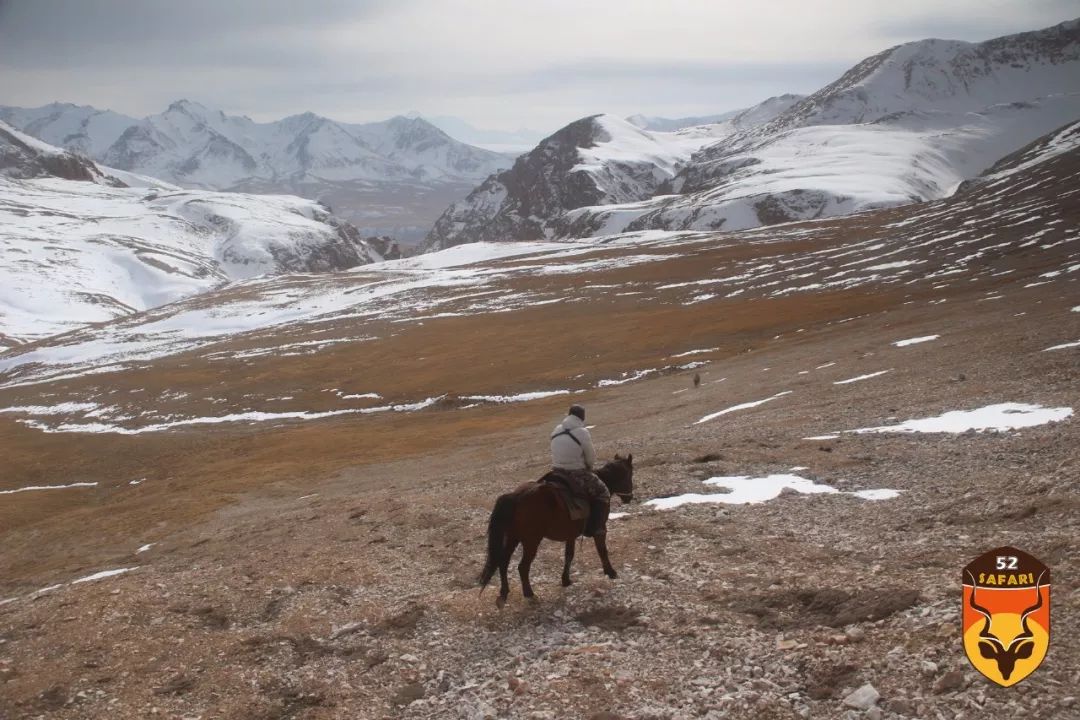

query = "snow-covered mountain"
[
  {"left": 425, "top": 19, "right": 1080, "bottom": 248},
  {"left": 0, "top": 103, "right": 138, "bottom": 159},
  {"left": 0, "top": 101, "right": 512, "bottom": 244},
  {"left": 0, "top": 121, "right": 384, "bottom": 348},
  {"left": 422, "top": 95, "right": 800, "bottom": 250}
]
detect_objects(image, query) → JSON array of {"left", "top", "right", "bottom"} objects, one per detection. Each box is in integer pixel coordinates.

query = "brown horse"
[{"left": 479, "top": 454, "right": 634, "bottom": 608}]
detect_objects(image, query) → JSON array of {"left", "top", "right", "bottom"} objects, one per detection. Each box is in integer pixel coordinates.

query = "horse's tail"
[{"left": 479, "top": 492, "right": 518, "bottom": 589}]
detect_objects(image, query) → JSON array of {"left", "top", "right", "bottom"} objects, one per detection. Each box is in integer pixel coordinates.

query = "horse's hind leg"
[
  {"left": 518, "top": 538, "right": 540, "bottom": 599},
  {"left": 593, "top": 535, "right": 618, "bottom": 579},
  {"left": 497, "top": 538, "right": 519, "bottom": 609},
  {"left": 561, "top": 540, "right": 575, "bottom": 587}
]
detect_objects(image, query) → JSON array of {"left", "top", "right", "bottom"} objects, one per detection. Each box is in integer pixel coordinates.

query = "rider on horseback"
[{"left": 550, "top": 404, "right": 610, "bottom": 537}]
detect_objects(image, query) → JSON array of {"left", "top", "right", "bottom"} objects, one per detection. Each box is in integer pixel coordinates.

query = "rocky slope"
[
  {"left": 425, "top": 20, "right": 1080, "bottom": 247},
  {"left": 0, "top": 123, "right": 384, "bottom": 348},
  {"left": 0, "top": 120, "right": 118, "bottom": 184},
  {"left": 0, "top": 101, "right": 512, "bottom": 244}
]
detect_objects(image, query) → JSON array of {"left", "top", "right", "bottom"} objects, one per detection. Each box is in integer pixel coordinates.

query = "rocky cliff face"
[
  {"left": 423, "top": 114, "right": 713, "bottom": 250},
  {"left": 0, "top": 120, "right": 119, "bottom": 184}
]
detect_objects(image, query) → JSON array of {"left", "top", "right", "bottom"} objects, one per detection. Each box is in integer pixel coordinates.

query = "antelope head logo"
[{"left": 966, "top": 569, "right": 1045, "bottom": 681}]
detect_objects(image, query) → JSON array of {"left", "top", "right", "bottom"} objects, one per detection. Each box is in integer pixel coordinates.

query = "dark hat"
[{"left": 568, "top": 404, "right": 585, "bottom": 421}]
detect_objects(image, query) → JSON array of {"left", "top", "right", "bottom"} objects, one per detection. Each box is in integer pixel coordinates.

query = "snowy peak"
[
  {"left": 0, "top": 101, "right": 513, "bottom": 241},
  {"left": 0, "top": 102, "right": 137, "bottom": 158},
  {"left": 68, "top": 101, "right": 510, "bottom": 189},
  {"left": 770, "top": 18, "right": 1080, "bottom": 131}
]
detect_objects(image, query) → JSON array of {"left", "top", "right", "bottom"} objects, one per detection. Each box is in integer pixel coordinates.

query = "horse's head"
[{"left": 604, "top": 453, "right": 634, "bottom": 503}]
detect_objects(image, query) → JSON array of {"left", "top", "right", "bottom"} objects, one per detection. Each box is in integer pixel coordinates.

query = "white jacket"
[{"left": 550, "top": 414, "right": 596, "bottom": 470}]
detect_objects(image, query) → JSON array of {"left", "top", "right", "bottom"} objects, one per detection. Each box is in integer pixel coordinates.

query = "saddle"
[{"left": 539, "top": 470, "right": 591, "bottom": 522}]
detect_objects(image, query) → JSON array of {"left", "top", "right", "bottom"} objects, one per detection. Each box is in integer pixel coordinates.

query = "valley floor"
[{"left": 0, "top": 266, "right": 1077, "bottom": 719}]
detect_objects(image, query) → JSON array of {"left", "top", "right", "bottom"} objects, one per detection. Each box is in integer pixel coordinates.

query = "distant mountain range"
[
  {"left": 0, "top": 119, "right": 389, "bottom": 348},
  {"left": 423, "top": 19, "right": 1080, "bottom": 250},
  {"left": 0, "top": 101, "right": 513, "bottom": 245}
]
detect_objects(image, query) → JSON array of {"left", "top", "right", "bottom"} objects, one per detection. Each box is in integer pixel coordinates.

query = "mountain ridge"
[{"left": 423, "top": 18, "right": 1080, "bottom": 249}]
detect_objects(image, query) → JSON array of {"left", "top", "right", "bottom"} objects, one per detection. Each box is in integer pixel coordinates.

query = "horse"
[{"left": 479, "top": 454, "right": 634, "bottom": 608}]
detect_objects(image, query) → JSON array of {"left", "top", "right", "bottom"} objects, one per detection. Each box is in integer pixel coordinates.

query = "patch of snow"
[
  {"left": 694, "top": 391, "right": 792, "bottom": 424},
  {"left": 463, "top": 390, "right": 571, "bottom": 403},
  {"left": 850, "top": 488, "right": 902, "bottom": 500},
  {"left": 834, "top": 369, "right": 892, "bottom": 385},
  {"left": 671, "top": 347, "right": 720, "bottom": 358},
  {"left": 70, "top": 567, "right": 137, "bottom": 584},
  {"left": 0, "top": 481, "right": 98, "bottom": 495},
  {"left": 1043, "top": 340, "right": 1080, "bottom": 351},
  {"left": 18, "top": 396, "right": 447, "bottom": 434},
  {"left": 136, "top": 544, "right": 154, "bottom": 554},
  {"left": 848, "top": 402, "right": 1072, "bottom": 434},
  {"left": 645, "top": 473, "right": 897, "bottom": 509},
  {"left": 893, "top": 335, "right": 940, "bottom": 347}
]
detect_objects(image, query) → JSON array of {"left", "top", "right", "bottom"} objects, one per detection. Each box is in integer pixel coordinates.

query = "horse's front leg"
[
  {"left": 561, "top": 540, "right": 575, "bottom": 586},
  {"left": 518, "top": 539, "right": 540, "bottom": 599},
  {"left": 593, "top": 534, "right": 618, "bottom": 579}
]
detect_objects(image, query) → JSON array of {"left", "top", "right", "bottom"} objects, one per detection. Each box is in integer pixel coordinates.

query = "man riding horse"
[
  {"left": 478, "top": 408, "right": 633, "bottom": 606},
  {"left": 550, "top": 404, "right": 610, "bottom": 537}
]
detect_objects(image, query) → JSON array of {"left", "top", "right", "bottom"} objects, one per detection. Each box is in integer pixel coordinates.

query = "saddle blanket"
[{"left": 540, "top": 471, "right": 591, "bottom": 521}]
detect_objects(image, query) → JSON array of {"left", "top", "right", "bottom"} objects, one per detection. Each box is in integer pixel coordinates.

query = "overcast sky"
[{"left": 0, "top": 0, "right": 1074, "bottom": 136}]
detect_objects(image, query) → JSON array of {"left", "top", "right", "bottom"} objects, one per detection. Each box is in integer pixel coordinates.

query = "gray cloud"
[{"left": 874, "top": 0, "right": 1076, "bottom": 42}]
